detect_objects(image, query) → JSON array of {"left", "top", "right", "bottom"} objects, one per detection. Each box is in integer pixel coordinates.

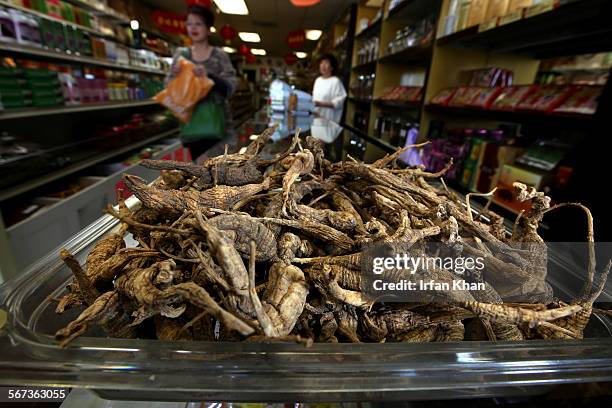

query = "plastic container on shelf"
[{"left": 0, "top": 7, "right": 17, "bottom": 42}]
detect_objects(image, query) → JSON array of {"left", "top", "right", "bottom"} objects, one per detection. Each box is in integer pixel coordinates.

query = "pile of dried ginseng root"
[{"left": 55, "top": 127, "right": 610, "bottom": 347}]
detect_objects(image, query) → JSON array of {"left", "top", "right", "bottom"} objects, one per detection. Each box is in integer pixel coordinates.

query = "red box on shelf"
[
  {"left": 448, "top": 87, "right": 485, "bottom": 107},
  {"left": 430, "top": 88, "right": 458, "bottom": 106},
  {"left": 465, "top": 87, "right": 503, "bottom": 109},
  {"left": 490, "top": 85, "right": 538, "bottom": 111},
  {"left": 554, "top": 85, "right": 603, "bottom": 115},
  {"left": 516, "top": 86, "right": 576, "bottom": 113}
]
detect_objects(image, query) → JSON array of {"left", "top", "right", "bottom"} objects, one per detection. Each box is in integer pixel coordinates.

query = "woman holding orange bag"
[{"left": 166, "top": 5, "right": 237, "bottom": 161}]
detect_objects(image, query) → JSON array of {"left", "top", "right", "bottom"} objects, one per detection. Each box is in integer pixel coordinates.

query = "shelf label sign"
[
  {"left": 152, "top": 11, "right": 187, "bottom": 34},
  {"left": 287, "top": 30, "right": 306, "bottom": 49}
]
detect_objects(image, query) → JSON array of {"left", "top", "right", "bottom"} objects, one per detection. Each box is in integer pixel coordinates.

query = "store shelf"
[
  {"left": 424, "top": 104, "right": 595, "bottom": 126},
  {"left": 355, "top": 18, "right": 381, "bottom": 40},
  {"left": 352, "top": 60, "right": 377, "bottom": 72},
  {"left": 436, "top": 0, "right": 612, "bottom": 58},
  {"left": 0, "top": 128, "right": 179, "bottom": 202},
  {"left": 0, "top": 0, "right": 107, "bottom": 38},
  {"left": 0, "top": 43, "right": 166, "bottom": 75},
  {"left": 348, "top": 97, "right": 372, "bottom": 105},
  {"left": 344, "top": 124, "right": 397, "bottom": 153},
  {"left": 0, "top": 100, "right": 158, "bottom": 121},
  {"left": 386, "top": 0, "right": 441, "bottom": 22},
  {"left": 374, "top": 99, "right": 422, "bottom": 110},
  {"left": 378, "top": 43, "right": 433, "bottom": 65},
  {"left": 63, "top": 0, "right": 130, "bottom": 23}
]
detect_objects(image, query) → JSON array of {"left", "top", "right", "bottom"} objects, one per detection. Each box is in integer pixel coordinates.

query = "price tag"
[{"left": 1, "top": 387, "right": 68, "bottom": 402}]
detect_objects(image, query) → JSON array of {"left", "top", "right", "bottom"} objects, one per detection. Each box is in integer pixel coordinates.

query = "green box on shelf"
[
  {"left": 31, "top": 88, "right": 62, "bottom": 98},
  {"left": 22, "top": 68, "right": 57, "bottom": 79},
  {"left": 0, "top": 95, "right": 33, "bottom": 109},
  {"left": 61, "top": 2, "right": 76, "bottom": 23},
  {"left": 32, "top": 95, "right": 65, "bottom": 107},
  {"left": 0, "top": 67, "right": 24, "bottom": 77},
  {"left": 0, "top": 79, "right": 28, "bottom": 89},
  {"left": 39, "top": 19, "right": 58, "bottom": 49},
  {"left": 26, "top": 78, "right": 61, "bottom": 90},
  {"left": 0, "top": 89, "right": 32, "bottom": 98}
]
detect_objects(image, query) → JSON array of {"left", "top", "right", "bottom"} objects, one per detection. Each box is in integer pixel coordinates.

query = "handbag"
[{"left": 179, "top": 97, "right": 226, "bottom": 141}]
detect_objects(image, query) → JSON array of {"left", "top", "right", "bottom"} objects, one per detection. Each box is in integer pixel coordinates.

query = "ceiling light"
[
  {"left": 239, "top": 32, "right": 261, "bottom": 42},
  {"left": 306, "top": 30, "right": 322, "bottom": 40},
  {"left": 251, "top": 48, "right": 267, "bottom": 56},
  {"left": 222, "top": 46, "right": 237, "bottom": 53},
  {"left": 210, "top": 26, "right": 216, "bottom": 33},
  {"left": 213, "top": 0, "right": 249, "bottom": 15},
  {"left": 130, "top": 20, "right": 139, "bottom": 30},
  {"left": 296, "top": 52, "right": 308, "bottom": 59}
]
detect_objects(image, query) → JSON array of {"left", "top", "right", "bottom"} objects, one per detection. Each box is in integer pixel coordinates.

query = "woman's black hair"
[
  {"left": 318, "top": 53, "right": 339, "bottom": 75},
  {"left": 187, "top": 5, "right": 215, "bottom": 29}
]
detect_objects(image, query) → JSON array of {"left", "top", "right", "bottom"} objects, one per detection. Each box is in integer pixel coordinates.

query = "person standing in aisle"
[
  {"left": 167, "top": 5, "right": 237, "bottom": 161},
  {"left": 312, "top": 54, "right": 347, "bottom": 123}
]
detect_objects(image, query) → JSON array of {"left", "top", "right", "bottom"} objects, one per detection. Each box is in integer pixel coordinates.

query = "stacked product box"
[{"left": 0, "top": 65, "right": 32, "bottom": 109}]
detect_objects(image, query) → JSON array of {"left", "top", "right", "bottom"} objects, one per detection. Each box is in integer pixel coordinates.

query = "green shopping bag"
[{"left": 180, "top": 98, "right": 226, "bottom": 141}]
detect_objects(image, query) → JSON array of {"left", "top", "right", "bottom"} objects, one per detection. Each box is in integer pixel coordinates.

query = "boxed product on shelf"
[
  {"left": 490, "top": 84, "right": 538, "bottom": 110},
  {"left": 473, "top": 143, "right": 525, "bottom": 192},
  {"left": 465, "top": 87, "right": 503, "bottom": 108},
  {"left": 485, "top": 0, "right": 509, "bottom": 20},
  {"left": 515, "top": 85, "right": 575, "bottom": 112},
  {"left": 429, "top": 88, "right": 456, "bottom": 106},
  {"left": 465, "top": 0, "right": 490, "bottom": 28},
  {"left": 448, "top": 86, "right": 483, "bottom": 106},
  {"left": 507, "top": 0, "right": 533, "bottom": 13},
  {"left": 378, "top": 86, "right": 422, "bottom": 102},
  {"left": 465, "top": 67, "right": 514, "bottom": 87},
  {"left": 554, "top": 85, "right": 603, "bottom": 115}
]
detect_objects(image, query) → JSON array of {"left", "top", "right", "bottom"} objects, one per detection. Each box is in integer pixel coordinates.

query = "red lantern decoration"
[
  {"left": 287, "top": 30, "right": 306, "bottom": 49},
  {"left": 290, "top": 0, "right": 321, "bottom": 7},
  {"left": 186, "top": 0, "right": 212, "bottom": 7},
  {"left": 284, "top": 53, "right": 298, "bottom": 65},
  {"left": 239, "top": 44, "right": 251, "bottom": 56},
  {"left": 246, "top": 54, "right": 257, "bottom": 64},
  {"left": 219, "top": 24, "right": 237, "bottom": 44}
]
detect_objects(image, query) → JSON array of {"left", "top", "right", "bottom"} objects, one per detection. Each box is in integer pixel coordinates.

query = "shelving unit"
[
  {"left": 62, "top": 0, "right": 130, "bottom": 23},
  {"left": 0, "top": 128, "right": 178, "bottom": 202},
  {"left": 0, "top": 100, "right": 158, "bottom": 121},
  {"left": 330, "top": 0, "right": 611, "bottom": 239},
  {"left": 0, "top": 43, "right": 166, "bottom": 75}
]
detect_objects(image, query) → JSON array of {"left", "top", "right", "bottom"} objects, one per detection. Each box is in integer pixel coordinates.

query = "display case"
[{"left": 0, "top": 110, "right": 611, "bottom": 402}]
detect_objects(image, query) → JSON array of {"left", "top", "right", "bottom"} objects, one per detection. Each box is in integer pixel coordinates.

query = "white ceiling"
[{"left": 142, "top": 0, "right": 357, "bottom": 56}]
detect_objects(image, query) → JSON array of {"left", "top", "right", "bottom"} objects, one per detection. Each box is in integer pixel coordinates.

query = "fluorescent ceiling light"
[
  {"left": 213, "top": 0, "right": 249, "bottom": 15},
  {"left": 306, "top": 30, "right": 322, "bottom": 40},
  {"left": 296, "top": 52, "right": 308, "bottom": 59},
  {"left": 210, "top": 26, "right": 216, "bottom": 33},
  {"left": 251, "top": 48, "right": 267, "bottom": 56},
  {"left": 239, "top": 32, "right": 261, "bottom": 42},
  {"left": 130, "top": 20, "right": 139, "bottom": 30},
  {"left": 222, "top": 46, "right": 237, "bottom": 53}
]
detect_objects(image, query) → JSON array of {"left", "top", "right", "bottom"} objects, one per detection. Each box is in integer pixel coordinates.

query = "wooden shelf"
[
  {"left": 436, "top": 0, "right": 612, "bottom": 58},
  {"left": 355, "top": 18, "right": 382, "bottom": 40},
  {"left": 378, "top": 43, "right": 433, "bottom": 64},
  {"left": 352, "top": 60, "right": 377, "bottom": 72},
  {"left": 0, "top": 100, "right": 159, "bottom": 121},
  {"left": 348, "top": 97, "right": 373, "bottom": 105},
  {"left": 343, "top": 124, "right": 397, "bottom": 153},
  {"left": 0, "top": 43, "right": 166, "bottom": 75},
  {"left": 424, "top": 104, "right": 595, "bottom": 126},
  {"left": 374, "top": 99, "right": 422, "bottom": 110},
  {"left": 0, "top": 128, "right": 179, "bottom": 202},
  {"left": 387, "top": 0, "right": 441, "bottom": 23}
]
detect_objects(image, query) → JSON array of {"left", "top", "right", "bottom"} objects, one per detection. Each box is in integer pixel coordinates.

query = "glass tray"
[{"left": 1, "top": 207, "right": 612, "bottom": 402}]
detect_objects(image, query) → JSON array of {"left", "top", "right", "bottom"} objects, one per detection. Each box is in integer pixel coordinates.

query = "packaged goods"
[
  {"left": 448, "top": 86, "right": 483, "bottom": 106},
  {"left": 466, "top": 87, "right": 503, "bottom": 108},
  {"left": 516, "top": 85, "right": 575, "bottom": 112},
  {"left": 485, "top": 0, "right": 509, "bottom": 20},
  {"left": 465, "top": 0, "right": 489, "bottom": 28},
  {"left": 490, "top": 85, "right": 537, "bottom": 110},
  {"left": 554, "top": 85, "right": 603, "bottom": 115},
  {"left": 430, "top": 88, "right": 458, "bottom": 106}
]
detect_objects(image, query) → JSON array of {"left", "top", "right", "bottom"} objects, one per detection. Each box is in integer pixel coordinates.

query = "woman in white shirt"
[{"left": 312, "top": 54, "right": 347, "bottom": 123}]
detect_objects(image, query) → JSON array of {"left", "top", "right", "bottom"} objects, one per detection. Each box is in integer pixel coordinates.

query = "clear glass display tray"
[{"left": 1, "top": 203, "right": 612, "bottom": 402}]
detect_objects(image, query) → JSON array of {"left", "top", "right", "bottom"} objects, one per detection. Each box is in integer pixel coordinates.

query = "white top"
[{"left": 312, "top": 76, "right": 347, "bottom": 123}]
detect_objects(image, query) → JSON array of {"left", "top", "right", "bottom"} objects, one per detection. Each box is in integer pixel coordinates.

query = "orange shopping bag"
[{"left": 154, "top": 58, "right": 214, "bottom": 123}]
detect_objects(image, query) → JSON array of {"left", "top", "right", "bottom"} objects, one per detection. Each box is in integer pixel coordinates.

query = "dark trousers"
[{"left": 183, "top": 139, "right": 219, "bottom": 162}]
